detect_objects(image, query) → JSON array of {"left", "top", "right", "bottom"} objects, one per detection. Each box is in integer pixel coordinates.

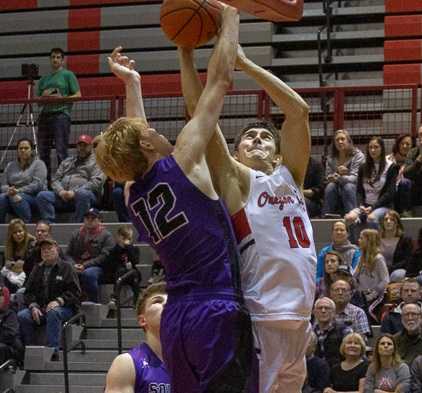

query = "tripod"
[{"left": 0, "top": 79, "right": 38, "bottom": 169}]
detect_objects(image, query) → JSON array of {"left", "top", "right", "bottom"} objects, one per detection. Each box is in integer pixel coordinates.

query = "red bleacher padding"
[
  {"left": 70, "top": 0, "right": 159, "bottom": 5},
  {"left": 0, "top": 0, "right": 37, "bottom": 10},
  {"left": 385, "top": 0, "right": 422, "bottom": 13},
  {"left": 385, "top": 16, "right": 422, "bottom": 38},
  {"left": 0, "top": 81, "right": 33, "bottom": 100},
  {"left": 67, "top": 55, "right": 100, "bottom": 74},
  {"left": 384, "top": 64, "right": 422, "bottom": 85},
  {"left": 68, "top": 8, "right": 101, "bottom": 29},
  {"left": 221, "top": 0, "right": 303, "bottom": 22},
  {"left": 385, "top": 40, "right": 422, "bottom": 62}
]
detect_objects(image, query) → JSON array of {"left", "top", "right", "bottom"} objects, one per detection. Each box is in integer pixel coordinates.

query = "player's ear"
[
  {"left": 233, "top": 150, "right": 240, "bottom": 162},
  {"left": 138, "top": 314, "right": 147, "bottom": 329},
  {"left": 139, "top": 139, "right": 154, "bottom": 151},
  {"left": 272, "top": 154, "right": 282, "bottom": 168}
]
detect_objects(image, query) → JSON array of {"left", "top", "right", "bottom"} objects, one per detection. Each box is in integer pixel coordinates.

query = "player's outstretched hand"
[{"left": 108, "top": 46, "right": 140, "bottom": 83}]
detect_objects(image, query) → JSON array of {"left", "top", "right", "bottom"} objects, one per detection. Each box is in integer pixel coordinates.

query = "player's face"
[
  {"left": 50, "top": 52, "right": 64, "bottom": 70},
  {"left": 139, "top": 293, "right": 168, "bottom": 332},
  {"left": 236, "top": 128, "right": 277, "bottom": 168}
]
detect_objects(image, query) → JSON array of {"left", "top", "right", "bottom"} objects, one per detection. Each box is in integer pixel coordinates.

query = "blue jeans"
[
  {"left": 79, "top": 266, "right": 103, "bottom": 303},
  {"left": 322, "top": 182, "right": 357, "bottom": 216},
  {"left": 0, "top": 192, "right": 37, "bottom": 223},
  {"left": 37, "top": 112, "right": 71, "bottom": 176},
  {"left": 18, "top": 306, "right": 74, "bottom": 350},
  {"left": 112, "top": 185, "right": 129, "bottom": 222},
  {"left": 36, "top": 189, "right": 96, "bottom": 223}
]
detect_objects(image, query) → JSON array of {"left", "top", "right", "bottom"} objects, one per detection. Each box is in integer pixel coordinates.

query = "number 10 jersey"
[{"left": 232, "top": 165, "right": 317, "bottom": 321}]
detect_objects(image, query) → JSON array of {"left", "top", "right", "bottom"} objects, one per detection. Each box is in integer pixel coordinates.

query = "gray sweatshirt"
[
  {"left": 325, "top": 148, "right": 365, "bottom": 185},
  {"left": 364, "top": 363, "right": 410, "bottom": 393},
  {"left": 354, "top": 253, "right": 390, "bottom": 297},
  {"left": 1, "top": 158, "right": 47, "bottom": 195}
]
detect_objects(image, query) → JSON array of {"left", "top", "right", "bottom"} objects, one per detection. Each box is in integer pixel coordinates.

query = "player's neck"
[
  {"left": 142, "top": 151, "right": 163, "bottom": 177},
  {"left": 145, "top": 331, "right": 163, "bottom": 361},
  {"left": 245, "top": 158, "right": 274, "bottom": 174}
]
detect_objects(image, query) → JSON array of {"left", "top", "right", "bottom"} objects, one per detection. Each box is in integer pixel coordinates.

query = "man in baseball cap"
[{"left": 36, "top": 132, "right": 106, "bottom": 223}]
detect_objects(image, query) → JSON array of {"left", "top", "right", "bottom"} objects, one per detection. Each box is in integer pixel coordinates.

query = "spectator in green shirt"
[{"left": 37, "top": 48, "right": 81, "bottom": 179}]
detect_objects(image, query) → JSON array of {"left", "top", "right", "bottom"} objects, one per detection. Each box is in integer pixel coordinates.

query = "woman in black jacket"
[{"left": 345, "top": 136, "right": 399, "bottom": 229}]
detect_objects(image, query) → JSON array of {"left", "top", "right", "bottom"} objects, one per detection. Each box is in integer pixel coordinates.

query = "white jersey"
[{"left": 232, "top": 165, "right": 316, "bottom": 321}]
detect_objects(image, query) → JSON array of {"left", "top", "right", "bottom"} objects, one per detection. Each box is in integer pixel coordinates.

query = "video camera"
[{"left": 21, "top": 63, "right": 39, "bottom": 80}]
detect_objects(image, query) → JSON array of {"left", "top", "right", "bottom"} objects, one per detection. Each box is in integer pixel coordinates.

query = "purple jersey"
[
  {"left": 129, "top": 342, "right": 171, "bottom": 393},
  {"left": 127, "top": 155, "right": 241, "bottom": 299}
]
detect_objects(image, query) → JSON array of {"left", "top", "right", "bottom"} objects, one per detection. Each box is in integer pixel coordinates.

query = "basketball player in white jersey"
[{"left": 178, "top": 45, "right": 316, "bottom": 393}]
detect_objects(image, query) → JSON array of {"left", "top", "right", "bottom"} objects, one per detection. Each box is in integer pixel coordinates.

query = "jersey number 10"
[{"left": 282, "top": 216, "right": 310, "bottom": 248}]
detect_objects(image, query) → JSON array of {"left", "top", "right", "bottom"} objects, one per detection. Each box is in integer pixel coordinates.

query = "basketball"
[{"left": 160, "top": 0, "right": 223, "bottom": 49}]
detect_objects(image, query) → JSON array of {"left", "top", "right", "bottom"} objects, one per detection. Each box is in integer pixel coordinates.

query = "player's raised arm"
[
  {"left": 108, "top": 46, "right": 148, "bottom": 121},
  {"left": 173, "top": 6, "right": 239, "bottom": 170},
  {"left": 178, "top": 47, "right": 248, "bottom": 208},
  {"left": 236, "top": 45, "right": 310, "bottom": 188}
]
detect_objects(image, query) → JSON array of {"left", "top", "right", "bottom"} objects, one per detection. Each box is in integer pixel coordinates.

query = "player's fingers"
[
  {"left": 111, "top": 46, "right": 123, "bottom": 60},
  {"left": 128, "top": 60, "right": 136, "bottom": 70},
  {"left": 119, "top": 56, "right": 130, "bottom": 66}
]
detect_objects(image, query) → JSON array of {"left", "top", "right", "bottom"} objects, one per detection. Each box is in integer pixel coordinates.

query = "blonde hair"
[
  {"left": 94, "top": 117, "right": 149, "bottom": 181},
  {"left": 356, "top": 229, "right": 380, "bottom": 273},
  {"left": 380, "top": 210, "right": 404, "bottom": 238},
  {"left": 5, "top": 218, "right": 35, "bottom": 260},
  {"left": 340, "top": 332, "right": 366, "bottom": 358}
]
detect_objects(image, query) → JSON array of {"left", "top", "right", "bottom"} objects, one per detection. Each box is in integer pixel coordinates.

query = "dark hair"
[
  {"left": 392, "top": 134, "right": 413, "bottom": 155},
  {"left": 16, "top": 138, "right": 34, "bottom": 150},
  {"left": 233, "top": 120, "right": 280, "bottom": 154},
  {"left": 380, "top": 210, "right": 404, "bottom": 238},
  {"left": 323, "top": 250, "right": 344, "bottom": 290},
  {"left": 372, "top": 334, "right": 402, "bottom": 373},
  {"left": 50, "top": 48, "right": 65, "bottom": 57},
  {"left": 362, "top": 136, "right": 386, "bottom": 183}
]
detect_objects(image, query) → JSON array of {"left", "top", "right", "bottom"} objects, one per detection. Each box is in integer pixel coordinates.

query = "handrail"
[
  {"left": 0, "top": 360, "right": 15, "bottom": 373},
  {"left": 62, "top": 312, "right": 86, "bottom": 393},
  {"left": 115, "top": 269, "right": 140, "bottom": 354}
]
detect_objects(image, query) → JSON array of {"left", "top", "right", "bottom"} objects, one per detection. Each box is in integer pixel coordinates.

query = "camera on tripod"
[{"left": 21, "top": 63, "right": 39, "bottom": 80}]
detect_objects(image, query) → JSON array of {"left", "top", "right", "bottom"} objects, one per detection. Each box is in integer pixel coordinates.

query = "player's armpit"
[{"left": 105, "top": 354, "right": 136, "bottom": 393}]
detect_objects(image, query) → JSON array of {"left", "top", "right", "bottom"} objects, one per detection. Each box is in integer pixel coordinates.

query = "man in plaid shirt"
[{"left": 330, "top": 279, "right": 371, "bottom": 338}]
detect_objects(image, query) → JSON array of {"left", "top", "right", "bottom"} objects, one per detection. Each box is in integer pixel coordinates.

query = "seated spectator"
[
  {"left": 395, "top": 303, "right": 422, "bottom": 365},
  {"left": 406, "top": 228, "right": 422, "bottom": 278},
  {"left": 364, "top": 334, "right": 410, "bottom": 393},
  {"left": 24, "top": 220, "right": 66, "bottom": 278},
  {"left": 387, "top": 134, "right": 414, "bottom": 216},
  {"left": 345, "top": 137, "right": 399, "bottom": 230},
  {"left": 0, "top": 286, "right": 23, "bottom": 365},
  {"left": 317, "top": 221, "right": 361, "bottom": 282},
  {"left": 403, "top": 125, "right": 422, "bottom": 215},
  {"left": 322, "top": 129, "right": 365, "bottom": 217},
  {"left": 1, "top": 260, "right": 25, "bottom": 294},
  {"left": 111, "top": 182, "right": 130, "bottom": 222},
  {"left": 303, "top": 156, "right": 324, "bottom": 218},
  {"left": 303, "top": 331, "right": 330, "bottom": 393},
  {"left": 410, "top": 354, "right": 422, "bottom": 393},
  {"left": 354, "top": 229, "right": 389, "bottom": 311},
  {"left": 0, "top": 138, "right": 47, "bottom": 223},
  {"left": 313, "top": 297, "right": 352, "bottom": 368},
  {"left": 381, "top": 278, "right": 422, "bottom": 335},
  {"left": 102, "top": 225, "right": 141, "bottom": 307},
  {"left": 324, "top": 332, "right": 368, "bottom": 393},
  {"left": 316, "top": 251, "right": 345, "bottom": 298},
  {"left": 66, "top": 208, "right": 114, "bottom": 303},
  {"left": 330, "top": 279, "right": 371, "bottom": 338},
  {"left": 36, "top": 134, "right": 105, "bottom": 223},
  {"left": 380, "top": 210, "right": 413, "bottom": 277},
  {"left": 18, "top": 238, "right": 81, "bottom": 359},
  {"left": 3, "top": 218, "right": 36, "bottom": 273}
]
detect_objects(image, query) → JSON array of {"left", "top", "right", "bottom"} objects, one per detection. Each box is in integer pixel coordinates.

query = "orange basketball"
[{"left": 160, "top": 0, "right": 223, "bottom": 48}]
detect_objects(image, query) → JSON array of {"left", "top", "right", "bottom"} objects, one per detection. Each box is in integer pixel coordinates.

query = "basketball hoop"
[{"left": 219, "top": 0, "right": 304, "bottom": 22}]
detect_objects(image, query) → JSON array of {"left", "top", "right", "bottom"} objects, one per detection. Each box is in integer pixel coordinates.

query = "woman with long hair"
[
  {"left": 322, "top": 129, "right": 365, "bottom": 216},
  {"left": 0, "top": 138, "right": 47, "bottom": 223},
  {"left": 345, "top": 136, "right": 399, "bottom": 228},
  {"left": 379, "top": 210, "right": 413, "bottom": 276},
  {"left": 324, "top": 332, "right": 368, "bottom": 393},
  {"left": 316, "top": 250, "right": 345, "bottom": 298},
  {"left": 354, "top": 229, "right": 389, "bottom": 306},
  {"left": 387, "top": 134, "right": 413, "bottom": 216},
  {"left": 364, "top": 334, "right": 410, "bottom": 393}
]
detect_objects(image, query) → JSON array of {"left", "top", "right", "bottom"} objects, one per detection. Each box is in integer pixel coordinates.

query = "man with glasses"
[
  {"left": 329, "top": 279, "right": 370, "bottom": 338},
  {"left": 395, "top": 303, "right": 422, "bottom": 365}
]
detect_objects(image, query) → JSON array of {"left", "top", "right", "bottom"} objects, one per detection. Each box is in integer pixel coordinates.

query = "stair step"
[
  {"left": 43, "top": 361, "right": 111, "bottom": 372},
  {"left": 81, "top": 339, "right": 140, "bottom": 349},
  {"left": 101, "top": 318, "right": 138, "bottom": 328},
  {"left": 59, "top": 350, "right": 118, "bottom": 362},
  {"left": 86, "top": 328, "right": 142, "bottom": 340},
  {"left": 16, "top": 384, "right": 105, "bottom": 393},
  {"left": 28, "top": 372, "right": 106, "bottom": 385}
]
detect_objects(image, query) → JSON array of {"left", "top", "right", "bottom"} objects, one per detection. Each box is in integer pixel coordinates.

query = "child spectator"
[{"left": 1, "top": 260, "right": 25, "bottom": 294}]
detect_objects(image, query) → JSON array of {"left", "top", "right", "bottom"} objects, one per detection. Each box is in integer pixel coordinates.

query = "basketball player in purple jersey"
[
  {"left": 95, "top": 7, "right": 252, "bottom": 393},
  {"left": 178, "top": 45, "right": 316, "bottom": 393},
  {"left": 105, "top": 282, "right": 170, "bottom": 393}
]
